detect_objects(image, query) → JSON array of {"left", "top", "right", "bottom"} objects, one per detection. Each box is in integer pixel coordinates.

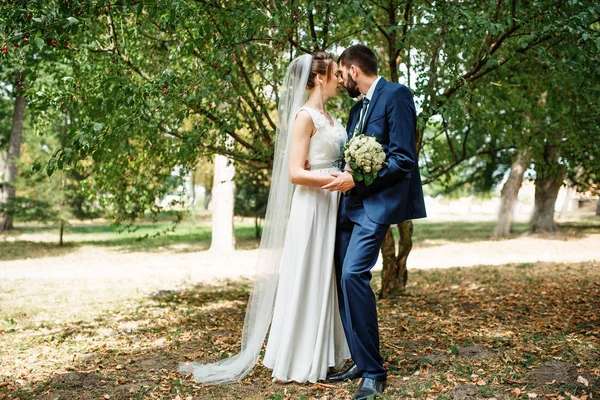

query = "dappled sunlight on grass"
[
  {"left": 410, "top": 220, "right": 530, "bottom": 245},
  {"left": 0, "top": 241, "right": 79, "bottom": 261},
  {"left": 3, "top": 216, "right": 597, "bottom": 261},
  {"left": 0, "top": 220, "right": 261, "bottom": 260}
]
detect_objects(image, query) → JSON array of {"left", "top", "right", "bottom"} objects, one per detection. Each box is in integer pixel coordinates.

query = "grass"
[
  {"left": 387, "top": 217, "right": 600, "bottom": 249},
  {"left": 410, "top": 220, "right": 530, "bottom": 244},
  {"left": 3, "top": 215, "right": 599, "bottom": 262},
  {"left": 0, "top": 216, "right": 261, "bottom": 261}
]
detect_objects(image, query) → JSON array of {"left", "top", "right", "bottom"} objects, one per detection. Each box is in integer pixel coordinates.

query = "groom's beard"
[{"left": 344, "top": 75, "right": 361, "bottom": 98}]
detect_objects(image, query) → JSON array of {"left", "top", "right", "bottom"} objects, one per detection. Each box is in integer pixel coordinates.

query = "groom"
[{"left": 322, "top": 44, "right": 426, "bottom": 399}]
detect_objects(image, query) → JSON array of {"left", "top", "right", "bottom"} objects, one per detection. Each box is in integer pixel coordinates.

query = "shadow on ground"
[
  {"left": 3, "top": 261, "right": 598, "bottom": 399},
  {"left": 0, "top": 241, "right": 79, "bottom": 261}
]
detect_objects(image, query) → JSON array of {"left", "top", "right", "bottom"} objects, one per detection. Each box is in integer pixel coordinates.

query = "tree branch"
[
  {"left": 444, "top": 121, "right": 458, "bottom": 161},
  {"left": 155, "top": 118, "right": 267, "bottom": 168},
  {"left": 233, "top": 55, "right": 277, "bottom": 132},
  {"left": 322, "top": 3, "right": 331, "bottom": 48},
  {"left": 101, "top": 11, "right": 153, "bottom": 83},
  {"left": 308, "top": 8, "right": 319, "bottom": 51},
  {"left": 422, "top": 146, "right": 512, "bottom": 185},
  {"left": 286, "top": 35, "right": 312, "bottom": 54},
  {"left": 194, "top": 108, "right": 258, "bottom": 152}
]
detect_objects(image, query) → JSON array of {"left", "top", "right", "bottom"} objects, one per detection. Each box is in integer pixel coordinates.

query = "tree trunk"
[
  {"left": 596, "top": 198, "right": 600, "bottom": 216},
  {"left": 0, "top": 79, "right": 26, "bottom": 232},
  {"left": 190, "top": 168, "right": 197, "bottom": 206},
  {"left": 379, "top": 220, "right": 413, "bottom": 299},
  {"left": 209, "top": 152, "right": 236, "bottom": 252},
  {"left": 378, "top": 3, "right": 419, "bottom": 297},
  {"left": 59, "top": 221, "right": 65, "bottom": 246},
  {"left": 558, "top": 184, "right": 573, "bottom": 220},
  {"left": 0, "top": 148, "right": 7, "bottom": 222},
  {"left": 254, "top": 216, "right": 261, "bottom": 239},
  {"left": 204, "top": 189, "right": 212, "bottom": 210},
  {"left": 493, "top": 149, "right": 531, "bottom": 238},
  {"left": 530, "top": 136, "right": 565, "bottom": 233},
  {"left": 530, "top": 172, "right": 564, "bottom": 233}
]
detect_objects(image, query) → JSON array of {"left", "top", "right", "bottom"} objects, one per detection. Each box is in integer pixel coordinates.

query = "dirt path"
[
  {"left": 409, "top": 233, "right": 599, "bottom": 269},
  {"left": 1, "top": 233, "right": 598, "bottom": 290}
]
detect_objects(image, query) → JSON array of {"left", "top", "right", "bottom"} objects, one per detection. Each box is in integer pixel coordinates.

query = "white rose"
[{"left": 364, "top": 166, "right": 372, "bottom": 173}]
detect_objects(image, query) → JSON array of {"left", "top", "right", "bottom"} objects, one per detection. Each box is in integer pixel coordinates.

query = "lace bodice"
[{"left": 297, "top": 107, "right": 347, "bottom": 167}]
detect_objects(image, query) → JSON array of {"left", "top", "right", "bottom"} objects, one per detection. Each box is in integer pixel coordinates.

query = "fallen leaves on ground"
[{"left": 0, "top": 262, "right": 598, "bottom": 399}]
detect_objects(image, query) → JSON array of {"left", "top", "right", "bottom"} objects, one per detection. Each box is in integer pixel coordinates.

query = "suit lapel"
[{"left": 360, "top": 78, "right": 386, "bottom": 135}]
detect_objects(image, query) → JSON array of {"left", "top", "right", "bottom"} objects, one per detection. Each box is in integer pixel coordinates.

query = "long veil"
[{"left": 178, "top": 54, "right": 313, "bottom": 384}]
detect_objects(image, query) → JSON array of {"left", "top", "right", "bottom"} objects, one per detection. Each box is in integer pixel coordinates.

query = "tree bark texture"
[
  {"left": 209, "top": 153, "right": 236, "bottom": 252},
  {"left": 379, "top": 220, "right": 413, "bottom": 299},
  {"left": 530, "top": 137, "right": 565, "bottom": 233},
  {"left": 493, "top": 149, "right": 531, "bottom": 238},
  {"left": 1, "top": 86, "right": 26, "bottom": 232},
  {"left": 59, "top": 221, "right": 65, "bottom": 246},
  {"left": 0, "top": 148, "right": 7, "bottom": 221},
  {"left": 204, "top": 189, "right": 212, "bottom": 210},
  {"left": 558, "top": 185, "right": 573, "bottom": 220}
]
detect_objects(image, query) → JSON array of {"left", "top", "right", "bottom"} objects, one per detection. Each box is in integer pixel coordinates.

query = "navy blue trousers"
[{"left": 335, "top": 194, "right": 389, "bottom": 381}]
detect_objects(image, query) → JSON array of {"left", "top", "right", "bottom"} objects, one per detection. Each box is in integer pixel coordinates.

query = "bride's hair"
[{"left": 305, "top": 52, "right": 334, "bottom": 89}]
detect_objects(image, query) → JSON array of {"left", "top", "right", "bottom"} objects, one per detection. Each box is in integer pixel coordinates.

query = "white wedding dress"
[{"left": 262, "top": 107, "right": 351, "bottom": 383}]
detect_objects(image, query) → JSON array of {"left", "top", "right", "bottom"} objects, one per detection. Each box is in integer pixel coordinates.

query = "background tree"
[
  {"left": 234, "top": 164, "right": 269, "bottom": 239},
  {"left": 190, "top": 158, "right": 214, "bottom": 210},
  {"left": 359, "top": 0, "right": 599, "bottom": 296},
  {"left": 2, "top": 0, "right": 598, "bottom": 297},
  {"left": 0, "top": 1, "right": 88, "bottom": 231},
  {"left": 0, "top": 72, "right": 26, "bottom": 232}
]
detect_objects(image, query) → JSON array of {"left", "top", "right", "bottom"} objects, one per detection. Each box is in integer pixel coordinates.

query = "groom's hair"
[{"left": 338, "top": 44, "right": 378, "bottom": 76}]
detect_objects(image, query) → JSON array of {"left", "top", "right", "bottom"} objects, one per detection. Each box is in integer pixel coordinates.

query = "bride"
[{"left": 179, "top": 52, "right": 350, "bottom": 384}]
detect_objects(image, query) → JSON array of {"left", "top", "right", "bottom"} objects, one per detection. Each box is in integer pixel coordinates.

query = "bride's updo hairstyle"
[{"left": 291, "top": 52, "right": 335, "bottom": 90}]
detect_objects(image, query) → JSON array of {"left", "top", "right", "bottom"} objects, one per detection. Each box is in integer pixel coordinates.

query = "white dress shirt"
[{"left": 360, "top": 76, "right": 382, "bottom": 121}]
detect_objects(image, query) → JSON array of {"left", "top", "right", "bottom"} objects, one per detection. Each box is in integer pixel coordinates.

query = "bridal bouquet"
[{"left": 343, "top": 134, "right": 387, "bottom": 186}]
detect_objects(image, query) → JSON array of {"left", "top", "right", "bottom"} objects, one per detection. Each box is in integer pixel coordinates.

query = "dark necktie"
[{"left": 356, "top": 97, "right": 370, "bottom": 135}]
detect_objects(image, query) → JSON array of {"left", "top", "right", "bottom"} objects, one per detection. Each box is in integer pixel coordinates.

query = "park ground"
[{"left": 0, "top": 213, "right": 598, "bottom": 399}]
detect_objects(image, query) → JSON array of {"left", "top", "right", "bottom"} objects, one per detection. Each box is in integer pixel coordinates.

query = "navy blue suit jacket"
[{"left": 346, "top": 78, "right": 426, "bottom": 225}]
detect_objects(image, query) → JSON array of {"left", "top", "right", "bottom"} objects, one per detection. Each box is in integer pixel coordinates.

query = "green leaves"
[
  {"left": 65, "top": 17, "right": 78, "bottom": 26},
  {"left": 46, "top": 157, "right": 56, "bottom": 177},
  {"left": 4, "top": 0, "right": 598, "bottom": 227},
  {"left": 34, "top": 36, "right": 45, "bottom": 50}
]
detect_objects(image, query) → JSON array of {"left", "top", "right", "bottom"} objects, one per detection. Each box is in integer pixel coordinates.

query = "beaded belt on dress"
[{"left": 310, "top": 159, "right": 344, "bottom": 170}]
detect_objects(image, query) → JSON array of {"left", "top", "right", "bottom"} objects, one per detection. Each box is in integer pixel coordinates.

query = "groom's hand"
[{"left": 321, "top": 171, "right": 355, "bottom": 192}]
